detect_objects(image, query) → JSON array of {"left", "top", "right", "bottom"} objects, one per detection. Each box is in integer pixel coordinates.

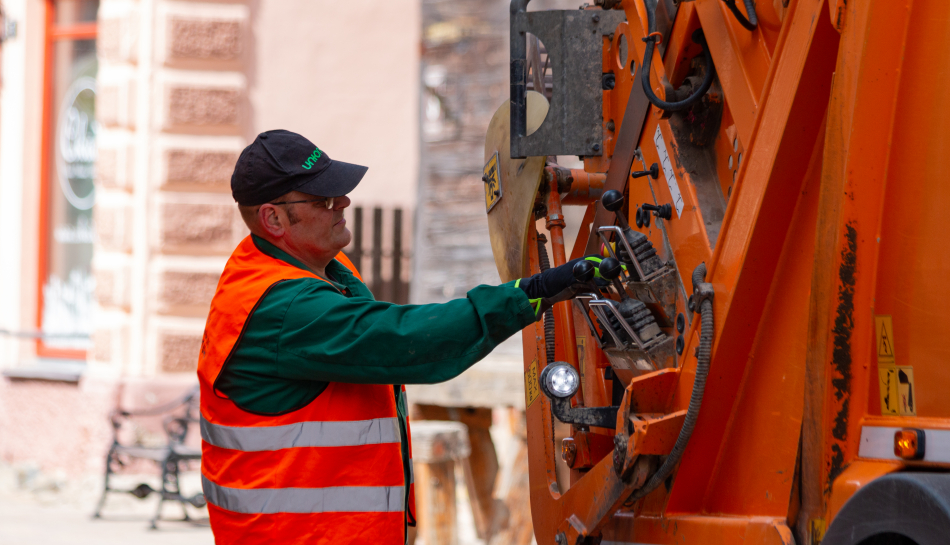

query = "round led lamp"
[{"left": 540, "top": 363, "right": 580, "bottom": 399}]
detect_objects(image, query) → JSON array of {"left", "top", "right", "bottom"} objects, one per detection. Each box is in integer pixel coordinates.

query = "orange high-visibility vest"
[{"left": 198, "top": 236, "right": 416, "bottom": 544}]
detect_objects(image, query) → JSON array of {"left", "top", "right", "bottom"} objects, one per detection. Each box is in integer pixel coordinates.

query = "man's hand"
[{"left": 516, "top": 257, "right": 602, "bottom": 320}]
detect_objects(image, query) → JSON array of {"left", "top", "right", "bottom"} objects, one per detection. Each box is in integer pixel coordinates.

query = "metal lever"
[
  {"left": 597, "top": 226, "right": 649, "bottom": 281},
  {"left": 641, "top": 203, "right": 673, "bottom": 220},
  {"left": 599, "top": 256, "right": 627, "bottom": 297},
  {"left": 631, "top": 163, "right": 659, "bottom": 179}
]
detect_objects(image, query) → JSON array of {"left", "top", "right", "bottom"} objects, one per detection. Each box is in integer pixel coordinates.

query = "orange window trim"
[{"left": 36, "top": 0, "right": 97, "bottom": 360}]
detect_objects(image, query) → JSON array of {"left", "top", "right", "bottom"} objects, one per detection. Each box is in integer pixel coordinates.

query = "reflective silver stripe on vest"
[
  {"left": 201, "top": 415, "right": 400, "bottom": 452},
  {"left": 202, "top": 475, "right": 405, "bottom": 514}
]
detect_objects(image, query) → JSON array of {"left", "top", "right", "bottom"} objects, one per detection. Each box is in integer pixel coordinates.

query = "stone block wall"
[{"left": 93, "top": 0, "right": 249, "bottom": 378}]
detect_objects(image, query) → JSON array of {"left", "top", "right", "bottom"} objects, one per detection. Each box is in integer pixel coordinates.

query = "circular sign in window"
[{"left": 56, "top": 76, "right": 97, "bottom": 211}]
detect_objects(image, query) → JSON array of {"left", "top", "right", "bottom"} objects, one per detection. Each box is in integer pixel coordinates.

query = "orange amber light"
[
  {"left": 561, "top": 437, "right": 577, "bottom": 468},
  {"left": 894, "top": 429, "right": 925, "bottom": 460}
]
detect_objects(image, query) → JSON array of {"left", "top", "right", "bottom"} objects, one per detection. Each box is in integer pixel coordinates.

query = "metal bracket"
[
  {"left": 693, "top": 282, "right": 714, "bottom": 313},
  {"left": 510, "top": 4, "right": 625, "bottom": 158},
  {"left": 549, "top": 395, "right": 619, "bottom": 428}
]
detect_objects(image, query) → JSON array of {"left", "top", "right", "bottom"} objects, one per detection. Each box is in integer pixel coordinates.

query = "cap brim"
[{"left": 295, "top": 160, "right": 368, "bottom": 198}]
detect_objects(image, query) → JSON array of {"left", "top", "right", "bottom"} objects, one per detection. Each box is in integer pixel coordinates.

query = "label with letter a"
[
  {"left": 525, "top": 358, "right": 540, "bottom": 409},
  {"left": 654, "top": 125, "right": 684, "bottom": 218}
]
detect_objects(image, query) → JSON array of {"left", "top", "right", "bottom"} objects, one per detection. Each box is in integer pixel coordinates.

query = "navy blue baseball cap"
[{"left": 231, "top": 129, "right": 368, "bottom": 206}]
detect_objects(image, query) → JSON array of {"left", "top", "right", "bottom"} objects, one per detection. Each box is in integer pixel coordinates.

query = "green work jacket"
[{"left": 215, "top": 235, "right": 535, "bottom": 531}]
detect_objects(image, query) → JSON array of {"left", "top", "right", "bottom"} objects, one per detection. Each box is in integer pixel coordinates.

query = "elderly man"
[{"left": 197, "top": 129, "right": 585, "bottom": 544}]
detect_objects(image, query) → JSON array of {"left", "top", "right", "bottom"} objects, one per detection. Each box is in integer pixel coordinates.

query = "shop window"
[{"left": 38, "top": 0, "right": 99, "bottom": 357}]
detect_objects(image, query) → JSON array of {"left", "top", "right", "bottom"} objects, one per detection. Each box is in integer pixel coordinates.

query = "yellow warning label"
[
  {"left": 897, "top": 366, "right": 916, "bottom": 416},
  {"left": 483, "top": 152, "right": 502, "bottom": 212},
  {"left": 525, "top": 358, "right": 540, "bottom": 409},
  {"left": 879, "top": 365, "right": 900, "bottom": 416},
  {"left": 879, "top": 364, "right": 916, "bottom": 416},
  {"left": 810, "top": 518, "right": 826, "bottom": 544},
  {"left": 875, "top": 315, "right": 895, "bottom": 362}
]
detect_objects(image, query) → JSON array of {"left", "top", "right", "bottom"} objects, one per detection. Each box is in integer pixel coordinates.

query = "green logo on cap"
[{"left": 302, "top": 147, "right": 323, "bottom": 170}]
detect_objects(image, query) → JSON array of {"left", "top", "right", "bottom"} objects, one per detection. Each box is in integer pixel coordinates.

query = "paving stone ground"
[
  {"left": 0, "top": 460, "right": 486, "bottom": 545},
  {"left": 0, "top": 465, "right": 213, "bottom": 545}
]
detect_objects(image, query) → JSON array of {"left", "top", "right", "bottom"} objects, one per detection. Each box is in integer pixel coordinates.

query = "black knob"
[
  {"left": 642, "top": 202, "right": 673, "bottom": 221},
  {"left": 676, "top": 313, "right": 686, "bottom": 333},
  {"left": 602, "top": 190, "right": 624, "bottom": 212},
  {"left": 675, "top": 334, "right": 685, "bottom": 355},
  {"left": 599, "top": 257, "right": 623, "bottom": 280},
  {"left": 573, "top": 260, "right": 596, "bottom": 282},
  {"left": 635, "top": 207, "right": 651, "bottom": 228},
  {"left": 630, "top": 163, "right": 659, "bottom": 180}
]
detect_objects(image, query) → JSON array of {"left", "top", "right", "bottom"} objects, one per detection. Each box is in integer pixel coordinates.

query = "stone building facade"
[{"left": 0, "top": 0, "right": 420, "bottom": 475}]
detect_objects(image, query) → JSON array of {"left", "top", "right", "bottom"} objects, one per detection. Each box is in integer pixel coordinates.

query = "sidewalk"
[{"left": 0, "top": 465, "right": 212, "bottom": 545}]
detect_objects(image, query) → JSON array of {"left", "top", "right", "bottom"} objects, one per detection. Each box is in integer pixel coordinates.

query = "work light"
[{"left": 540, "top": 363, "right": 580, "bottom": 399}]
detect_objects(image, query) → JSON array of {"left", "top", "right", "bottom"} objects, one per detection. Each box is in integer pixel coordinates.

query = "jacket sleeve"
[{"left": 274, "top": 281, "right": 535, "bottom": 384}]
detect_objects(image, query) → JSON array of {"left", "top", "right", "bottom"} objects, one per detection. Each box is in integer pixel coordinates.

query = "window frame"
[{"left": 37, "top": 0, "right": 98, "bottom": 359}]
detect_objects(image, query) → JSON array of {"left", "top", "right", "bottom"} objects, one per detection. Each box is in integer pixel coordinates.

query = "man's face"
[{"left": 276, "top": 191, "right": 352, "bottom": 259}]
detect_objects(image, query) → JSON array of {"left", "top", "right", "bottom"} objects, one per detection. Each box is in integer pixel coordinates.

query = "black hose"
[
  {"left": 629, "top": 263, "right": 713, "bottom": 501},
  {"left": 537, "top": 233, "right": 556, "bottom": 365},
  {"left": 691, "top": 262, "right": 707, "bottom": 292},
  {"left": 722, "top": 0, "right": 758, "bottom": 31},
  {"left": 640, "top": 2, "right": 716, "bottom": 112}
]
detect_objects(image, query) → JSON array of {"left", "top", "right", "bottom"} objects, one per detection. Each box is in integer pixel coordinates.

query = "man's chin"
[{"left": 337, "top": 229, "right": 352, "bottom": 250}]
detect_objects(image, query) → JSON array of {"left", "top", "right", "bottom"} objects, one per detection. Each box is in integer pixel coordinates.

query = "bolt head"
[
  {"left": 592, "top": 143, "right": 601, "bottom": 152},
  {"left": 592, "top": 14, "right": 601, "bottom": 23}
]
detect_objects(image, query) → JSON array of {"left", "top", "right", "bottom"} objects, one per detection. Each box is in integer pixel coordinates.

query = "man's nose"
[{"left": 334, "top": 196, "right": 351, "bottom": 210}]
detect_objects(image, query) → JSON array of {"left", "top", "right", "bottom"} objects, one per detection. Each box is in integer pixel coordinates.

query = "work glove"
[{"left": 516, "top": 256, "right": 603, "bottom": 320}]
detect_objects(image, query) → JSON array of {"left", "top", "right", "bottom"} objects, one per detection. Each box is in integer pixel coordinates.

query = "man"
[{"left": 198, "top": 129, "right": 586, "bottom": 544}]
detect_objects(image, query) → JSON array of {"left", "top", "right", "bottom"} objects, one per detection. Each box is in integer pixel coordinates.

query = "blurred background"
[{"left": 0, "top": 0, "right": 582, "bottom": 543}]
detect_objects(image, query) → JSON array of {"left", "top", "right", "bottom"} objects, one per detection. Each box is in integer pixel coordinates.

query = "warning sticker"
[
  {"left": 525, "top": 358, "right": 540, "bottom": 409},
  {"left": 483, "top": 152, "right": 502, "bottom": 213},
  {"left": 897, "top": 366, "right": 916, "bottom": 416},
  {"left": 879, "top": 365, "right": 900, "bottom": 416},
  {"left": 653, "top": 125, "right": 684, "bottom": 218},
  {"left": 881, "top": 364, "right": 917, "bottom": 416},
  {"left": 875, "top": 315, "right": 895, "bottom": 362}
]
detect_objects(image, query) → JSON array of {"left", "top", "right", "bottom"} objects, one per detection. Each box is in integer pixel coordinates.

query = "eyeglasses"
[{"left": 268, "top": 197, "right": 335, "bottom": 209}]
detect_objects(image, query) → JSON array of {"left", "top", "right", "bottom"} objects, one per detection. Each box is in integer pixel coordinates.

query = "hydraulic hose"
[
  {"left": 640, "top": 2, "right": 716, "bottom": 112},
  {"left": 722, "top": 0, "right": 758, "bottom": 31},
  {"left": 537, "top": 233, "right": 556, "bottom": 365},
  {"left": 629, "top": 263, "right": 713, "bottom": 501}
]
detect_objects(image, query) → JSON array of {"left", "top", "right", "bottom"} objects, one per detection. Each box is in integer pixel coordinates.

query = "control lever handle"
[
  {"left": 601, "top": 189, "right": 624, "bottom": 213},
  {"left": 598, "top": 257, "right": 628, "bottom": 297},
  {"left": 631, "top": 163, "right": 659, "bottom": 180},
  {"left": 601, "top": 190, "right": 633, "bottom": 235},
  {"left": 642, "top": 203, "right": 673, "bottom": 220},
  {"left": 572, "top": 259, "right": 596, "bottom": 283}
]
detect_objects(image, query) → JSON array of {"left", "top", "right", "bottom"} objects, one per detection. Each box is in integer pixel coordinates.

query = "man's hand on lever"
[{"left": 515, "top": 256, "right": 603, "bottom": 320}]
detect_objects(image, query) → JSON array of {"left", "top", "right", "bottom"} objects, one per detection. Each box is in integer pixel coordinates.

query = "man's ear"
[{"left": 258, "top": 204, "right": 285, "bottom": 238}]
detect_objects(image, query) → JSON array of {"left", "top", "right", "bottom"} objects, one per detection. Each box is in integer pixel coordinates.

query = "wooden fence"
[{"left": 343, "top": 206, "right": 412, "bottom": 304}]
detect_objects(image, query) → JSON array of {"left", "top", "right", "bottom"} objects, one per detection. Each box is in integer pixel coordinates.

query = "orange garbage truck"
[{"left": 482, "top": 0, "right": 950, "bottom": 543}]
